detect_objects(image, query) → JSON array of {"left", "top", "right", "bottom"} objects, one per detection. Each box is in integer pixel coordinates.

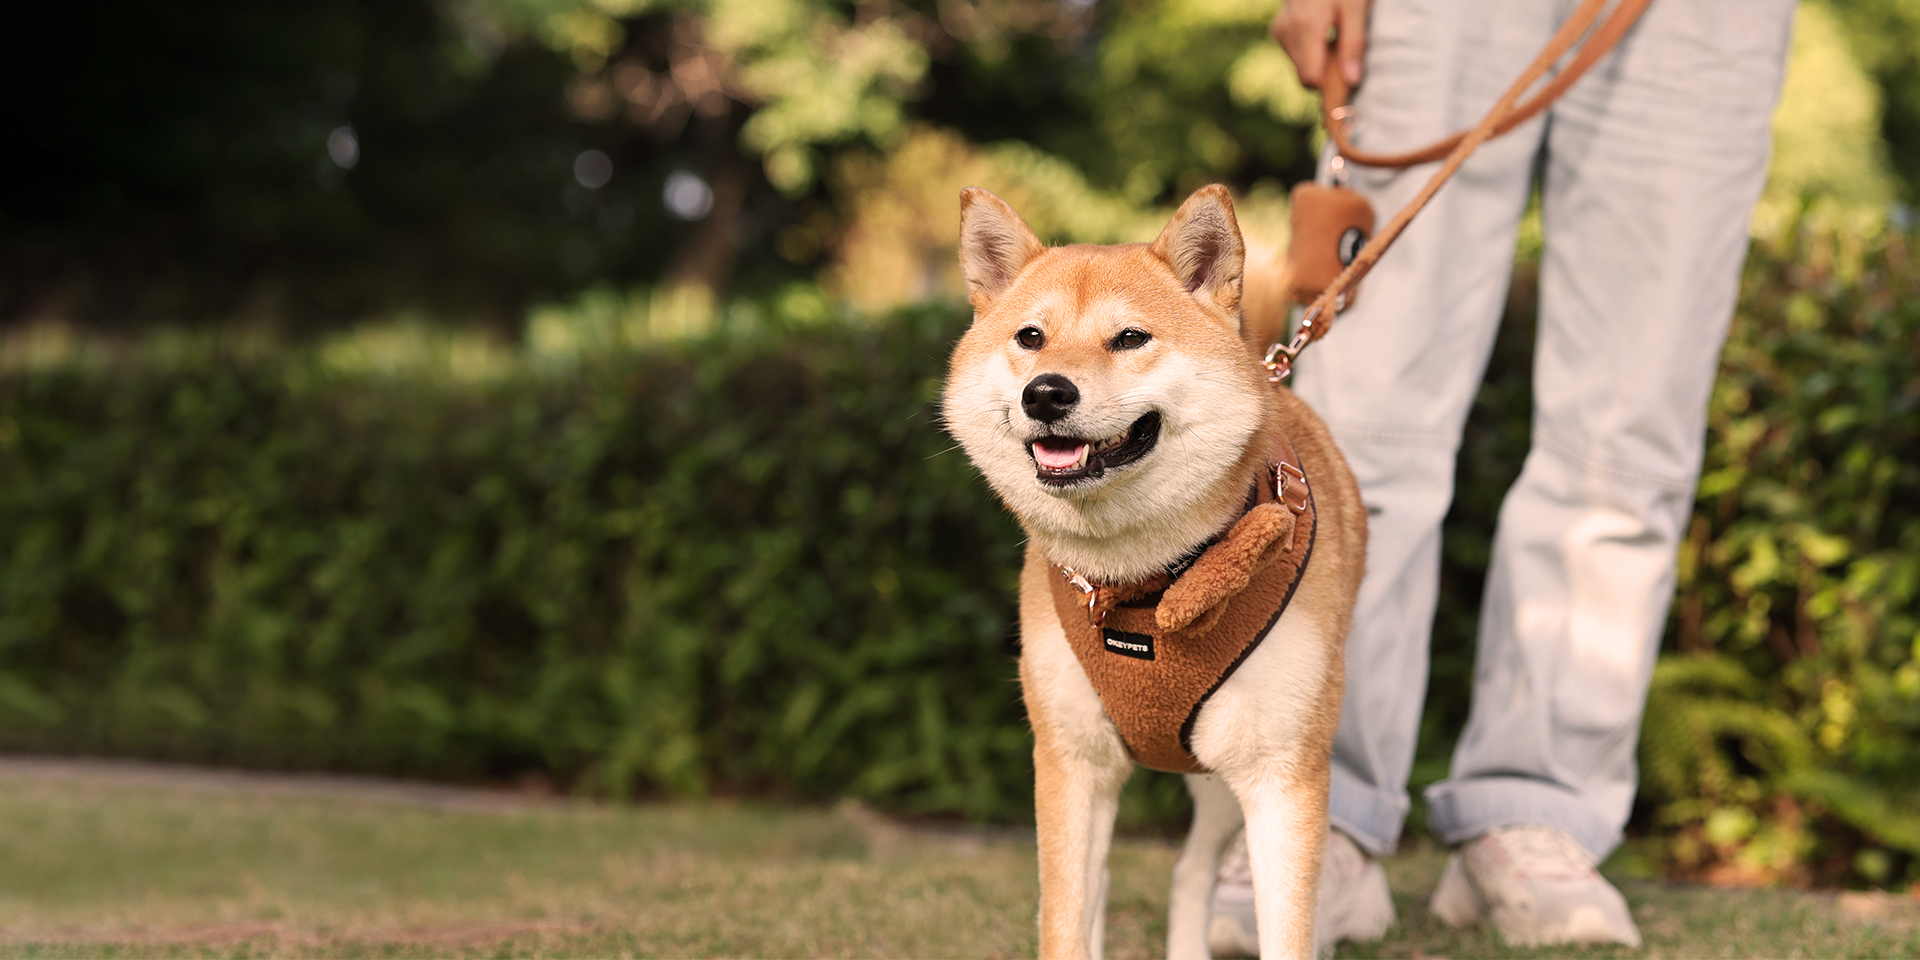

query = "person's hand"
[{"left": 1270, "top": 0, "right": 1371, "bottom": 90}]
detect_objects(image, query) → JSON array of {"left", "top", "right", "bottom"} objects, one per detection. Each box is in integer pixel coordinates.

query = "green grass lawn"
[{"left": 0, "top": 759, "right": 1914, "bottom": 959}]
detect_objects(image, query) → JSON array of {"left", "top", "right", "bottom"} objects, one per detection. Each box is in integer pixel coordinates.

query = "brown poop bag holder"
[
  {"left": 1275, "top": 0, "right": 1651, "bottom": 364},
  {"left": 1287, "top": 179, "right": 1374, "bottom": 308}
]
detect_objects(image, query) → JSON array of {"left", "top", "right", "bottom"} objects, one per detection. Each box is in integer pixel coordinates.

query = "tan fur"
[{"left": 946, "top": 186, "right": 1365, "bottom": 959}]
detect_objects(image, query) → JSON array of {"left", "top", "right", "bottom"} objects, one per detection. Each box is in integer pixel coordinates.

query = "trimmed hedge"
[{"left": 0, "top": 307, "right": 1031, "bottom": 818}]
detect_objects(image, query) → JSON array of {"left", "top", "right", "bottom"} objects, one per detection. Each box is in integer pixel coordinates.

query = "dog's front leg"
[
  {"left": 1230, "top": 766, "right": 1329, "bottom": 960},
  {"left": 1019, "top": 551, "right": 1131, "bottom": 960},
  {"left": 1032, "top": 727, "right": 1129, "bottom": 959},
  {"left": 1167, "top": 774, "right": 1244, "bottom": 959}
]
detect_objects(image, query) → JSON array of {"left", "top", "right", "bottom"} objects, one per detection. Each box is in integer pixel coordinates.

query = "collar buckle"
[
  {"left": 1060, "top": 566, "right": 1104, "bottom": 624},
  {"left": 1274, "top": 461, "right": 1310, "bottom": 515}
]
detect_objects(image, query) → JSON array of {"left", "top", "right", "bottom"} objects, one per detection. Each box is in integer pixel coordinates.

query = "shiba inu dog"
[{"left": 943, "top": 185, "right": 1366, "bottom": 959}]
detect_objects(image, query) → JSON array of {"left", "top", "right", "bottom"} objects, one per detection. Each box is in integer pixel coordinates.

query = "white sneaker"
[
  {"left": 1313, "top": 827, "right": 1396, "bottom": 952},
  {"left": 1428, "top": 824, "right": 1642, "bottom": 947},
  {"left": 1208, "top": 827, "right": 1395, "bottom": 958}
]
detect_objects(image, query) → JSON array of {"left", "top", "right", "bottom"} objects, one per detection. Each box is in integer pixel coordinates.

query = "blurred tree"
[
  {"left": 491, "top": 0, "right": 1320, "bottom": 314},
  {"left": 1828, "top": 0, "right": 1920, "bottom": 206},
  {"left": 0, "top": 0, "right": 800, "bottom": 328},
  {"left": 1761, "top": 1, "right": 1901, "bottom": 233},
  {"left": 2, "top": 0, "right": 1914, "bottom": 325}
]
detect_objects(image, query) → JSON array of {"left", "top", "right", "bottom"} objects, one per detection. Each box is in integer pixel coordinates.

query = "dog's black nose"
[{"left": 1021, "top": 374, "right": 1079, "bottom": 423}]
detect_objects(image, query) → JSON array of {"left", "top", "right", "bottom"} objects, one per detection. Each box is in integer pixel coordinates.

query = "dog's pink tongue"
[{"left": 1034, "top": 442, "right": 1087, "bottom": 470}]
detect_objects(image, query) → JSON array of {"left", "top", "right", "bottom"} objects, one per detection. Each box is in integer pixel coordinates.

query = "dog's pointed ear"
[
  {"left": 958, "top": 187, "right": 1045, "bottom": 312},
  {"left": 1149, "top": 185, "right": 1245, "bottom": 316}
]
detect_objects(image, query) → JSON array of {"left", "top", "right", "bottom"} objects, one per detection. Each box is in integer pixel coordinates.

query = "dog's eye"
[
  {"left": 1016, "top": 327, "right": 1045, "bottom": 350},
  {"left": 1111, "top": 329, "right": 1151, "bottom": 350}
]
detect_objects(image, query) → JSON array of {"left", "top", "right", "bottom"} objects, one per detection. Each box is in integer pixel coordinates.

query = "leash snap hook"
[{"left": 1264, "top": 324, "right": 1313, "bottom": 383}]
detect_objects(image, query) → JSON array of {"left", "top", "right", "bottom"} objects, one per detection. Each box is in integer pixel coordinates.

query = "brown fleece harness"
[{"left": 1046, "top": 434, "right": 1315, "bottom": 774}]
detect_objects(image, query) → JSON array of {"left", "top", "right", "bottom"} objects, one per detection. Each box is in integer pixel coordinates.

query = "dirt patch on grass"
[
  {"left": 7, "top": 919, "right": 606, "bottom": 947},
  {"left": 0, "top": 755, "right": 568, "bottom": 814}
]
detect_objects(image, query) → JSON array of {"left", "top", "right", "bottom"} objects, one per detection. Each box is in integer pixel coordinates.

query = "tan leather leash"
[{"left": 1264, "top": 0, "right": 1654, "bottom": 382}]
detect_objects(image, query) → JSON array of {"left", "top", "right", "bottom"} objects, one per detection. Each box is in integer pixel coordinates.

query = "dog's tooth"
[{"left": 1075, "top": 444, "right": 1090, "bottom": 468}]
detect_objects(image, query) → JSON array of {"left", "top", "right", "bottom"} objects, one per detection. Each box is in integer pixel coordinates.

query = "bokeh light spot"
[
  {"left": 663, "top": 171, "right": 713, "bottom": 221},
  {"left": 574, "top": 150, "right": 613, "bottom": 189},
  {"left": 327, "top": 127, "right": 359, "bottom": 169}
]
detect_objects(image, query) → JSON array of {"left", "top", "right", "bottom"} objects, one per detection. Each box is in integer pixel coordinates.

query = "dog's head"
[{"left": 943, "top": 185, "right": 1276, "bottom": 580}]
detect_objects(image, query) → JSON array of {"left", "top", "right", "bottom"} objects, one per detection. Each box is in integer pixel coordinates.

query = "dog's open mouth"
[{"left": 1030, "top": 412, "right": 1161, "bottom": 486}]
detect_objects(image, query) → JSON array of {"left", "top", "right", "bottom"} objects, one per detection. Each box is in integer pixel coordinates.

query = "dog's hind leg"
[
  {"left": 1089, "top": 855, "right": 1112, "bottom": 960},
  {"left": 1167, "top": 773, "right": 1244, "bottom": 959},
  {"left": 1229, "top": 764, "right": 1330, "bottom": 960}
]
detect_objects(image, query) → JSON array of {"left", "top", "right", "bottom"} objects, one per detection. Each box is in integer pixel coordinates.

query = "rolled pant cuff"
[
  {"left": 1424, "top": 777, "right": 1622, "bottom": 863},
  {"left": 1328, "top": 764, "right": 1410, "bottom": 857}
]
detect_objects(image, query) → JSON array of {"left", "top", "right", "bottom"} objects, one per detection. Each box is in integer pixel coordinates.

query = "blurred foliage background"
[{"left": 3, "top": 0, "right": 1919, "bottom": 895}]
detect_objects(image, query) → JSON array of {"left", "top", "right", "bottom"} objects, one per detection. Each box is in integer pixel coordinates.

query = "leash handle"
[{"left": 1270, "top": 0, "right": 1653, "bottom": 379}]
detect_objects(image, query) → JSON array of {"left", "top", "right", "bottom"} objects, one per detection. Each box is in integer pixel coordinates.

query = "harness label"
[{"left": 1102, "top": 628, "right": 1155, "bottom": 660}]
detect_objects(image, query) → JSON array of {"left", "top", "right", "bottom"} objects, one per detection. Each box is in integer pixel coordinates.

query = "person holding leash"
[{"left": 1211, "top": 0, "right": 1799, "bottom": 950}]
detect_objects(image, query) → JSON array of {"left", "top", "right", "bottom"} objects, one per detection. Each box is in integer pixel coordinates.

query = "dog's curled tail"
[{"left": 1239, "top": 238, "right": 1294, "bottom": 361}]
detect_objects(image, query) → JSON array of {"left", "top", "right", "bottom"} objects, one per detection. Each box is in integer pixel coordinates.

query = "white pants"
[{"left": 1292, "top": 0, "right": 1797, "bottom": 861}]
